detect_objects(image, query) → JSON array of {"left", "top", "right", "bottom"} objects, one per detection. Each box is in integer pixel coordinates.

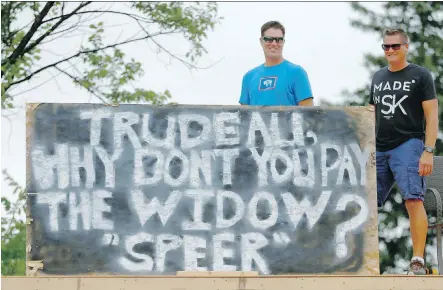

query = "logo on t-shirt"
[
  {"left": 259, "top": 76, "right": 277, "bottom": 91},
  {"left": 372, "top": 80, "right": 415, "bottom": 119}
]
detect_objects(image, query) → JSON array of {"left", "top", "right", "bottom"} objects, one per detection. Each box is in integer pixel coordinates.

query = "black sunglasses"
[
  {"left": 262, "top": 36, "right": 284, "bottom": 43},
  {"left": 381, "top": 43, "right": 407, "bottom": 51}
]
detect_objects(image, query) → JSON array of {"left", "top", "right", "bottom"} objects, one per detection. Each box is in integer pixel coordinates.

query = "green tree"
[
  {"left": 2, "top": 1, "right": 221, "bottom": 107},
  {"left": 1, "top": 1, "right": 221, "bottom": 275},
  {"left": 1, "top": 170, "right": 27, "bottom": 275},
  {"left": 346, "top": 1, "right": 443, "bottom": 273}
]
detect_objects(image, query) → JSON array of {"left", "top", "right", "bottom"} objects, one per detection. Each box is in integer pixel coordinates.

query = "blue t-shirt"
[{"left": 239, "top": 60, "right": 313, "bottom": 106}]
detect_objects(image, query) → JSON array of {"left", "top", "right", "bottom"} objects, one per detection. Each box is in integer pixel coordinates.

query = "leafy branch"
[
  {"left": 1, "top": 1, "right": 221, "bottom": 108},
  {"left": 1, "top": 169, "right": 26, "bottom": 275},
  {"left": 1, "top": 169, "right": 26, "bottom": 244},
  {"left": 1, "top": 2, "right": 55, "bottom": 70},
  {"left": 5, "top": 31, "right": 168, "bottom": 90}
]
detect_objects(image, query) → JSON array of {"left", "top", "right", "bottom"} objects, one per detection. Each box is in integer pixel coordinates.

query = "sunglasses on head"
[
  {"left": 262, "top": 36, "right": 284, "bottom": 43},
  {"left": 381, "top": 43, "right": 407, "bottom": 51}
]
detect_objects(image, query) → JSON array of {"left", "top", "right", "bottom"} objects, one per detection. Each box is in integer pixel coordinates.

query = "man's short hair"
[
  {"left": 261, "top": 21, "right": 285, "bottom": 37},
  {"left": 383, "top": 27, "right": 409, "bottom": 43}
]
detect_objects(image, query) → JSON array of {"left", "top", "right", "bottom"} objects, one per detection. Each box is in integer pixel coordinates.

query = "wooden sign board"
[{"left": 26, "top": 103, "right": 379, "bottom": 275}]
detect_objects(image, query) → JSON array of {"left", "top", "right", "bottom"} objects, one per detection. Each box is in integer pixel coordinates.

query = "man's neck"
[
  {"left": 388, "top": 60, "right": 409, "bottom": 72},
  {"left": 264, "top": 57, "right": 284, "bottom": 67}
]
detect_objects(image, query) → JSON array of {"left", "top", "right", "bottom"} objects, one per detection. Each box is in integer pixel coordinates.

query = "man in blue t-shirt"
[{"left": 239, "top": 21, "right": 314, "bottom": 106}]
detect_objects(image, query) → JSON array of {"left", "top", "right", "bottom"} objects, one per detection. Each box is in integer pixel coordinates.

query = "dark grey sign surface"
[{"left": 26, "top": 103, "right": 378, "bottom": 275}]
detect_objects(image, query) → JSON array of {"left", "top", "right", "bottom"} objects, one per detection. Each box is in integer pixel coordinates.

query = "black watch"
[{"left": 424, "top": 145, "right": 434, "bottom": 153}]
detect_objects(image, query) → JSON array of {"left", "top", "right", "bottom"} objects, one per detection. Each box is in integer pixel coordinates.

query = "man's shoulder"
[
  {"left": 373, "top": 63, "right": 431, "bottom": 77},
  {"left": 243, "top": 64, "right": 264, "bottom": 78},
  {"left": 373, "top": 66, "right": 389, "bottom": 78},
  {"left": 407, "top": 63, "right": 425, "bottom": 70},
  {"left": 406, "top": 63, "right": 432, "bottom": 76},
  {"left": 283, "top": 60, "right": 306, "bottom": 73}
]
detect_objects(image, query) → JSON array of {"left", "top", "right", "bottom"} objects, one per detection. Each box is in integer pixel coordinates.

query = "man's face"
[
  {"left": 382, "top": 34, "right": 408, "bottom": 64},
  {"left": 260, "top": 28, "right": 285, "bottom": 59}
]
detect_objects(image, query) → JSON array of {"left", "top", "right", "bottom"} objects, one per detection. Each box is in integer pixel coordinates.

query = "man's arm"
[
  {"left": 419, "top": 99, "right": 439, "bottom": 176},
  {"left": 239, "top": 73, "right": 250, "bottom": 105},
  {"left": 298, "top": 98, "right": 313, "bottom": 106},
  {"left": 423, "top": 99, "right": 439, "bottom": 148},
  {"left": 294, "top": 66, "right": 314, "bottom": 106}
]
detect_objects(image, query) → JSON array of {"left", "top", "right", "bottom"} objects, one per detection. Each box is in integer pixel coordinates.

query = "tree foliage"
[
  {"left": 1, "top": 1, "right": 221, "bottom": 108},
  {"left": 1, "top": 1, "right": 220, "bottom": 275},
  {"left": 1, "top": 170, "right": 27, "bottom": 275},
  {"left": 346, "top": 1, "right": 443, "bottom": 273}
]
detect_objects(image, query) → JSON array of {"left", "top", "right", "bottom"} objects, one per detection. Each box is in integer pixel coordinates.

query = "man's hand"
[{"left": 419, "top": 151, "right": 433, "bottom": 176}]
